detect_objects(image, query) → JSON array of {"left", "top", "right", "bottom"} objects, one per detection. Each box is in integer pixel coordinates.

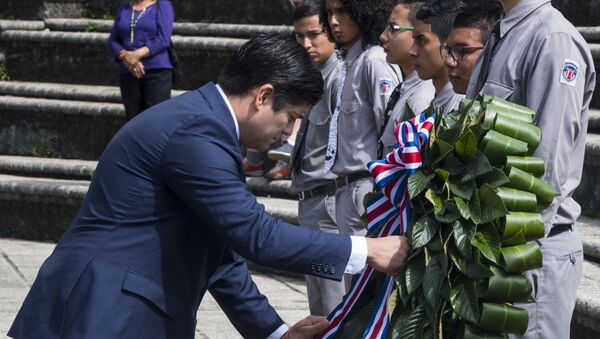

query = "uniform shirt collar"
[
  {"left": 344, "top": 38, "right": 364, "bottom": 68},
  {"left": 215, "top": 84, "right": 240, "bottom": 140},
  {"left": 500, "top": 0, "right": 550, "bottom": 38},
  {"left": 321, "top": 51, "right": 339, "bottom": 73},
  {"left": 432, "top": 82, "right": 455, "bottom": 108},
  {"left": 401, "top": 70, "right": 423, "bottom": 94}
]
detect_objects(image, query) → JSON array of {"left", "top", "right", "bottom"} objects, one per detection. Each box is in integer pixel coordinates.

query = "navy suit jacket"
[{"left": 9, "top": 83, "right": 352, "bottom": 339}]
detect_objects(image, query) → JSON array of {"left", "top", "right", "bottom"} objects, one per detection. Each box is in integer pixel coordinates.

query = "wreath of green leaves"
[{"left": 338, "top": 96, "right": 554, "bottom": 339}]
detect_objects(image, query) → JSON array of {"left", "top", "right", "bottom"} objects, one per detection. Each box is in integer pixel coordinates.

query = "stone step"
[
  {"left": 0, "top": 173, "right": 298, "bottom": 242},
  {"left": 0, "top": 155, "right": 296, "bottom": 198},
  {"left": 579, "top": 27, "right": 600, "bottom": 43},
  {"left": 0, "top": 19, "right": 293, "bottom": 38},
  {"left": 0, "top": 81, "right": 184, "bottom": 103},
  {"left": 589, "top": 109, "right": 600, "bottom": 134},
  {"left": 0, "top": 0, "right": 295, "bottom": 25},
  {"left": 573, "top": 260, "right": 600, "bottom": 337},
  {"left": 0, "top": 30, "right": 245, "bottom": 89}
]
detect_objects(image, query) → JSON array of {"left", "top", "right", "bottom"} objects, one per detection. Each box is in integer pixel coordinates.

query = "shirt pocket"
[
  {"left": 307, "top": 104, "right": 332, "bottom": 147},
  {"left": 480, "top": 80, "right": 514, "bottom": 100},
  {"left": 121, "top": 269, "right": 181, "bottom": 319},
  {"left": 340, "top": 99, "right": 362, "bottom": 138}
]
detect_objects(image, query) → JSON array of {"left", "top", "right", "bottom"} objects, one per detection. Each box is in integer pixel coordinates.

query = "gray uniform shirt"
[
  {"left": 432, "top": 81, "right": 464, "bottom": 115},
  {"left": 331, "top": 40, "right": 402, "bottom": 176},
  {"left": 291, "top": 53, "right": 342, "bottom": 192},
  {"left": 380, "top": 70, "right": 436, "bottom": 154},
  {"left": 466, "top": 0, "right": 596, "bottom": 227}
]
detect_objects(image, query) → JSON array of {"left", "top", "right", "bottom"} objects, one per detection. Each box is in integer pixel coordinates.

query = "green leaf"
[
  {"left": 455, "top": 129, "right": 478, "bottom": 158},
  {"left": 396, "top": 269, "right": 410, "bottom": 306},
  {"left": 425, "top": 190, "right": 445, "bottom": 217},
  {"left": 452, "top": 219, "right": 475, "bottom": 258},
  {"left": 462, "top": 150, "right": 493, "bottom": 182},
  {"left": 392, "top": 305, "right": 426, "bottom": 339},
  {"left": 444, "top": 154, "right": 466, "bottom": 175},
  {"left": 477, "top": 184, "right": 508, "bottom": 224},
  {"left": 469, "top": 187, "right": 482, "bottom": 224},
  {"left": 449, "top": 178, "right": 475, "bottom": 200},
  {"left": 336, "top": 299, "right": 375, "bottom": 339},
  {"left": 430, "top": 139, "right": 455, "bottom": 167},
  {"left": 435, "top": 201, "right": 461, "bottom": 223},
  {"left": 423, "top": 255, "right": 444, "bottom": 309},
  {"left": 405, "top": 250, "right": 426, "bottom": 293},
  {"left": 449, "top": 279, "right": 481, "bottom": 323},
  {"left": 476, "top": 167, "right": 510, "bottom": 189},
  {"left": 448, "top": 243, "right": 493, "bottom": 280},
  {"left": 471, "top": 223, "right": 501, "bottom": 264},
  {"left": 411, "top": 213, "right": 441, "bottom": 248},
  {"left": 409, "top": 171, "right": 435, "bottom": 200},
  {"left": 455, "top": 197, "right": 471, "bottom": 220}
]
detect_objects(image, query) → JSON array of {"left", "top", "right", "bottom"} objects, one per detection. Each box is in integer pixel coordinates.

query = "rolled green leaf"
[
  {"left": 504, "top": 156, "right": 545, "bottom": 177},
  {"left": 490, "top": 114, "right": 541, "bottom": 154},
  {"left": 477, "top": 302, "right": 529, "bottom": 335},
  {"left": 506, "top": 167, "right": 555, "bottom": 209},
  {"left": 502, "top": 212, "right": 545, "bottom": 246},
  {"left": 460, "top": 99, "right": 483, "bottom": 118},
  {"left": 483, "top": 95, "right": 536, "bottom": 117},
  {"left": 480, "top": 266, "right": 532, "bottom": 302},
  {"left": 501, "top": 243, "right": 543, "bottom": 273},
  {"left": 483, "top": 105, "right": 534, "bottom": 127},
  {"left": 480, "top": 130, "right": 529, "bottom": 165},
  {"left": 461, "top": 323, "right": 504, "bottom": 339},
  {"left": 496, "top": 187, "right": 538, "bottom": 212}
]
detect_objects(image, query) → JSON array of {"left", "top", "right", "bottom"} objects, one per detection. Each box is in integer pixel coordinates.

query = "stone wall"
[{"left": 552, "top": 0, "right": 600, "bottom": 27}]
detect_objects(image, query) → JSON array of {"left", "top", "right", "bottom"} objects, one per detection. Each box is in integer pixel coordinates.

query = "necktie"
[
  {"left": 472, "top": 22, "right": 501, "bottom": 96},
  {"left": 377, "top": 83, "right": 403, "bottom": 159},
  {"left": 324, "top": 62, "right": 349, "bottom": 172}
]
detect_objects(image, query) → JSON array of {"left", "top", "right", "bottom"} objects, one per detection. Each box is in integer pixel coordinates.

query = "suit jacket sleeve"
[
  {"left": 208, "top": 249, "right": 284, "bottom": 338},
  {"left": 161, "top": 114, "right": 351, "bottom": 281}
]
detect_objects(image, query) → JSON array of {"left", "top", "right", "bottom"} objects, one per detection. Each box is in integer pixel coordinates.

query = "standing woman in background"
[{"left": 108, "top": 0, "right": 174, "bottom": 120}]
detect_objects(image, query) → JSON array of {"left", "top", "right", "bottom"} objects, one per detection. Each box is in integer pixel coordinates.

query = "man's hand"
[
  {"left": 281, "top": 316, "right": 329, "bottom": 339},
  {"left": 365, "top": 236, "right": 411, "bottom": 274}
]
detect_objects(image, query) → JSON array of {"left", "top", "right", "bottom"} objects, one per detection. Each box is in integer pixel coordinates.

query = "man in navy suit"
[{"left": 9, "top": 34, "right": 411, "bottom": 339}]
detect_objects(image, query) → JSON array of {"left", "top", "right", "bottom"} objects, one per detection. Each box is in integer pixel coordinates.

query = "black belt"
[
  {"left": 298, "top": 181, "right": 336, "bottom": 201},
  {"left": 334, "top": 172, "right": 372, "bottom": 188},
  {"left": 548, "top": 223, "right": 572, "bottom": 237}
]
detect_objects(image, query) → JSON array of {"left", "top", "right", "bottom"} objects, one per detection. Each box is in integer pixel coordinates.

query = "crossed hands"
[{"left": 119, "top": 50, "right": 145, "bottom": 79}]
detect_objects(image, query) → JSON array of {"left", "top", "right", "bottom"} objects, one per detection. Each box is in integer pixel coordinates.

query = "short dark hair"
[
  {"left": 294, "top": 0, "right": 322, "bottom": 22},
  {"left": 394, "top": 1, "right": 425, "bottom": 23},
  {"left": 416, "top": 0, "right": 466, "bottom": 41},
  {"left": 219, "top": 33, "right": 324, "bottom": 111},
  {"left": 453, "top": 1, "right": 503, "bottom": 45},
  {"left": 320, "top": 0, "right": 395, "bottom": 50}
]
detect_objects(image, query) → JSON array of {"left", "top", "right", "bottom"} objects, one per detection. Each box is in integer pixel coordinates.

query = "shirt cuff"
[
  {"left": 267, "top": 324, "right": 289, "bottom": 339},
  {"left": 345, "top": 236, "right": 368, "bottom": 274}
]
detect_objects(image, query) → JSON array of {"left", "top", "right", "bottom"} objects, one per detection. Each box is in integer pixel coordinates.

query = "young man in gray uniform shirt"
[
  {"left": 379, "top": 0, "right": 435, "bottom": 157},
  {"left": 466, "top": 0, "right": 596, "bottom": 337},
  {"left": 290, "top": 0, "right": 346, "bottom": 317},
  {"left": 410, "top": 0, "right": 465, "bottom": 115},
  {"left": 321, "top": 0, "right": 402, "bottom": 288}
]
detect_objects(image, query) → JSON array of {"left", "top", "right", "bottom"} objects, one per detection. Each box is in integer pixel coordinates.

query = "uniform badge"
[
  {"left": 379, "top": 79, "right": 392, "bottom": 95},
  {"left": 560, "top": 59, "right": 579, "bottom": 86}
]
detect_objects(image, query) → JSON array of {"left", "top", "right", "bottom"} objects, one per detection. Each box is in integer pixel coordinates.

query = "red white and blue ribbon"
[{"left": 318, "top": 112, "right": 436, "bottom": 339}]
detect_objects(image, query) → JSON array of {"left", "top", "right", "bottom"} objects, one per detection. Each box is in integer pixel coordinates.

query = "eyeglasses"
[
  {"left": 439, "top": 44, "right": 484, "bottom": 62},
  {"left": 294, "top": 29, "right": 326, "bottom": 41},
  {"left": 385, "top": 23, "right": 414, "bottom": 34}
]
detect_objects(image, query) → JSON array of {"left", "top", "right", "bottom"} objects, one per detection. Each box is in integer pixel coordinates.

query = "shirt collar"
[
  {"left": 321, "top": 51, "right": 339, "bottom": 73},
  {"left": 344, "top": 38, "right": 364, "bottom": 68},
  {"left": 500, "top": 0, "right": 550, "bottom": 38},
  {"left": 432, "top": 82, "right": 455, "bottom": 108},
  {"left": 401, "top": 70, "right": 423, "bottom": 93},
  {"left": 215, "top": 84, "right": 240, "bottom": 140}
]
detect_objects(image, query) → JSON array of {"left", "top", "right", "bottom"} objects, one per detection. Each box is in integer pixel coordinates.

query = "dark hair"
[
  {"left": 453, "top": 1, "right": 503, "bottom": 45},
  {"left": 416, "top": 0, "right": 466, "bottom": 41},
  {"left": 294, "top": 0, "right": 322, "bottom": 22},
  {"left": 393, "top": 1, "right": 425, "bottom": 24},
  {"left": 320, "top": 0, "right": 395, "bottom": 51},
  {"left": 219, "top": 33, "right": 324, "bottom": 111}
]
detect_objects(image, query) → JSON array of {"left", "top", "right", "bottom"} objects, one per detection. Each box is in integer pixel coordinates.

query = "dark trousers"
[{"left": 119, "top": 69, "right": 172, "bottom": 120}]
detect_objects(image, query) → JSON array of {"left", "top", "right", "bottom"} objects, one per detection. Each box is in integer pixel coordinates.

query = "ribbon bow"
[{"left": 318, "top": 112, "right": 436, "bottom": 339}]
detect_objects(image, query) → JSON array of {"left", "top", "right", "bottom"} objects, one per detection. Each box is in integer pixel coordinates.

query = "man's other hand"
[
  {"left": 281, "top": 316, "right": 329, "bottom": 339},
  {"left": 365, "top": 236, "right": 412, "bottom": 274}
]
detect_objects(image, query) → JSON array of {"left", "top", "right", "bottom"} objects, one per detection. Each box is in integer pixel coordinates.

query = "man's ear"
[{"left": 254, "top": 84, "right": 275, "bottom": 110}]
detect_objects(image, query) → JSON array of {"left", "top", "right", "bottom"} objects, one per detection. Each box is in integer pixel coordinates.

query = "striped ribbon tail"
[{"left": 318, "top": 113, "right": 436, "bottom": 339}]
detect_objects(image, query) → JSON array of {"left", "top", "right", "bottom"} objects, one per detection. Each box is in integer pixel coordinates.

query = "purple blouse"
[{"left": 108, "top": 1, "right": 174, "bottom": 74}]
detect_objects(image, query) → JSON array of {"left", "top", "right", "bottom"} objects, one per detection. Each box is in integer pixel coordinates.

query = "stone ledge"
[
  {"left": 572, "top": 260, "right": 600, "bottom": 336},
  {"left": 0, "top": 95, "right": 124, "bottom": 117},
  {"left": 0, "top": 81, "right": 184, "bottom": 103},
  {"left": 589, "top": 109, "right": 600, "bottom": 134},
  {"left": 0, "top": 19, "right": 45, "bottom": 31},
  {"left": 579, "top": 27, "right": 600, "bottom": 43},
  {"left": 0, "top": 30, "right": 246, "bottom": 51},
  {"left": 578, "top": 216, "right": 600, "bottom": 260}
]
